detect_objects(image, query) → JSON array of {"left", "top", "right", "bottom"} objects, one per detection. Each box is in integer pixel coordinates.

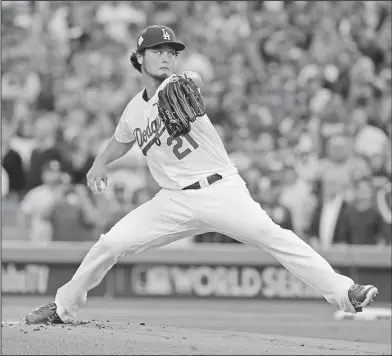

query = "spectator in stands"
[
  {"left": 2, "top": 123, "right": 26, "bottom": 198},
  {"left": 2, "top": 167, "right": 10, "bottom": 198},
  {"left": 375, "top": 180, "right": 391, "bottom": 245},
  {"left": 260, "top": 175, "right": 293, "bottom": 231},
  {"left": 96, "top": 1, "right": 146, "bottom": 43},
  {"left": 337, "top": 178, "right": 386, "bottom": 245},
  {"left": 7, "top": 113, "right": 37, "bottom": 171},
  {"left": 241, "top": 165, "right": 263, "bottom": 198},
  {"left": 293, "top": 134, "right": 319, "bottom": 182},
  {"left": 279, "top": 165, "right": 316, "bottom": 236},
  {"left": 20, "top": 158, "right": 99, "bottom": 242},
  {"left": 353, "top": 104, "right": 390, "bottom": 160},
  {"left": 19, "top": 159, "right": 65, "bottom": 242},
  {"left": 26, "top": 113, "right": 71, "bottom": 190},
  {"left": 307, "top": 175, "right": 348, "bottom": 249},
  {"left": 368, "top": 152, "right": 391, "bottom": 181},
  {"left": 314, "top": 135, "right": 370, "bottom": 203},
  {"left": 48, "top": 180, "right": 100, "bottom": 242},
  {"left": 103, "top": 181, "right": 134, "bottom": 233},
  {"left": 1, "top": 56, "right": 41, "bottom": 118},
  {"left": 313, "top": 107, "right": 349, "bottom": 158},
  {"left": 63, "top": 128, "right": 95, "bottom": 185},
  {"left": 372, "top": 150, "right": 391, "bottom": 245}
]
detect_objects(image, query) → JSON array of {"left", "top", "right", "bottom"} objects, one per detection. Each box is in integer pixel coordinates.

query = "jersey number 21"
[{"left": 167, "top": 133, "right": 199, "bottom": 160}]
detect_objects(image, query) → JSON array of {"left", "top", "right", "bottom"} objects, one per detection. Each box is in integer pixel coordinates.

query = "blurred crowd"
[{"left": 2, "top": 1, "right": 391, "bottom": 247}]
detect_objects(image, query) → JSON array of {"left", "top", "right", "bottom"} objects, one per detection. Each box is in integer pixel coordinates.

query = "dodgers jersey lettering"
[{"left": 115, "top": 85, "right": 236, "bottom": 190}]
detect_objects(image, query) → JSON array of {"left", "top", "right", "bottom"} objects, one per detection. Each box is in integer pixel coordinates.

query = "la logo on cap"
[
  {"left": 162, "top": 29, "right": 171, "bottom": 40},
  {"left": 138, "top": 36, "right": 144, "bottom": 46}
]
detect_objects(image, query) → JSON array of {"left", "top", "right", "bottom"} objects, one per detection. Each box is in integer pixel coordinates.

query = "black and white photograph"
[{"left": 1, "top": 1, "right": 391, "bottom": 355}]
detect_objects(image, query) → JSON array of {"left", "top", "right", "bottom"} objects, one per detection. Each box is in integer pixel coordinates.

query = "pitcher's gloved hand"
[{"left": 157, "top": 74, "right": 205, "bottom": 138}]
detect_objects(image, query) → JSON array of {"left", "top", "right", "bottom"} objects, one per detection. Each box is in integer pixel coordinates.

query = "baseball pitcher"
[{"left": 26, "top": 26, "right": 378, "bottom": 325}]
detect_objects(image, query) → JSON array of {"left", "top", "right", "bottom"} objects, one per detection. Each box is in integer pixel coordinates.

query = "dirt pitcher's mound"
[{"left": 1, "top": 320, "right": 390, "bottom": 355}]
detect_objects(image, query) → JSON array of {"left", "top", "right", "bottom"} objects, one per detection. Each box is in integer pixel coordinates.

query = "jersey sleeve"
[{"left": 114, "top": 103, "right": 135, "bottom": 143}]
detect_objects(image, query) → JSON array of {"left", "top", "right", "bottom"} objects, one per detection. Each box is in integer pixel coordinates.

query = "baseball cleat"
[
  {"left": 26, "top": 302, "right": 64, "bottom": 325},
  {"left": 348, "top": 284, "right": 379, "bottom": 312}
]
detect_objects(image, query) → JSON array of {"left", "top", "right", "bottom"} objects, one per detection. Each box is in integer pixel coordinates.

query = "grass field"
[{"left": 2, "top": 296, "right": 391, "bottom": 355}]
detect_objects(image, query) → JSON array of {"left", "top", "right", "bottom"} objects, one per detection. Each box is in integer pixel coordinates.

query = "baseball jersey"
[{"left": 114, "top": 76, "right": 236, "bottom": 190}]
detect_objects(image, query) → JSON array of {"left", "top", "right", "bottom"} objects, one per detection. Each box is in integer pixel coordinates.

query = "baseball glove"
[{"left": 157, "top": 74, "right": 205, "bottom": 138}]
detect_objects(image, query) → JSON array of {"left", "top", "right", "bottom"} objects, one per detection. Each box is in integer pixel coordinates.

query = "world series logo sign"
[{"left": 127, "top": 264, "right": 324, "bottom": 299}]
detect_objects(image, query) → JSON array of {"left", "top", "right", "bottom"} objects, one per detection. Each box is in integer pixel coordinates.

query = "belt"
[{"left": 183, "top": 174, "right": 223, "bottom": 190}]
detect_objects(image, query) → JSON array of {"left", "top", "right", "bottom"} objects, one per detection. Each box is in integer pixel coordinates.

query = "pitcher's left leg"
[
  {"left": 26, "top": 188, "right": 209, "bottom": 324},
  {"left": 195, "top": 175, "right": 377, "bottom": 313}
]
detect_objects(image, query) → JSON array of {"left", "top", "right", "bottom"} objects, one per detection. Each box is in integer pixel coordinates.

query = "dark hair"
[{"left": 130, "top": 50, "right": 144, "bottom": 73}]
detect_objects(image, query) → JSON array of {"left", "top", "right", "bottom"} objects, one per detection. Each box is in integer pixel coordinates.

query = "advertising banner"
[
  {"left": 1, "top": 263, "right": 105, "bottom": 296},
  {"left": 115, "top": 264, "right": 331, "bottom": 299},
  {"left": 2, "top": 261, "right": 390, "bottom": 301}
]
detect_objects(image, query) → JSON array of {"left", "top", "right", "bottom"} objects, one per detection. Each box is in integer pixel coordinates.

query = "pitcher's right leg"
[
  {"left": 26, "top": 189, "right": 207, "bottom": 324},
  {"left": 192, "top": 175, "right": 378, "bottom": 314}
]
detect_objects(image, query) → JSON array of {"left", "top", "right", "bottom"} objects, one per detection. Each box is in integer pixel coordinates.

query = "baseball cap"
[{"left": 136, "top": 25, "right": 185, "bottom": 52}]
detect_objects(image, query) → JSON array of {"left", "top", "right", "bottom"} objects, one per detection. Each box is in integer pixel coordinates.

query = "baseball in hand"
[
  {"left": 94, "top": 180, "right": 107, "bottom": 193},
  {"left": 182, "top": 71, "right": 203, "bottom": 87}
]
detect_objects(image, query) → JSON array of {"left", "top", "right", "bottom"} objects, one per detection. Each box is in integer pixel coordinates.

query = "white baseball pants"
[{"left": 55, "top": 174, "right": 356, "bottom": 321}]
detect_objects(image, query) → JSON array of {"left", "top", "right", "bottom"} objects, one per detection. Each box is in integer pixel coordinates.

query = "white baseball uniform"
[{"left": 55, "top": 76, "right": 356, "bottom": 321}]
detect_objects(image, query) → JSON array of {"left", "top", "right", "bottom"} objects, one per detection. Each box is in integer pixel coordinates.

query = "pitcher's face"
[{"left": 139, "top": 45, "right": 177, "bottom": 81}]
